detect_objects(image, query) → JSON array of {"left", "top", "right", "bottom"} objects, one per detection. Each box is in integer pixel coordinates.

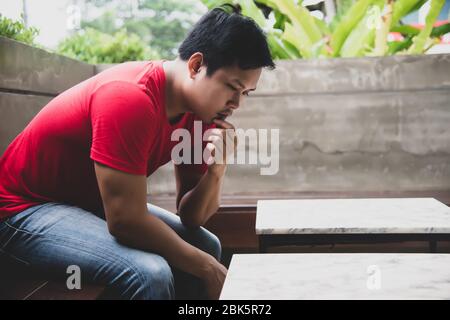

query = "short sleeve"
[{"left": 90, "top": 81, "right": 154, "bottom": 175}]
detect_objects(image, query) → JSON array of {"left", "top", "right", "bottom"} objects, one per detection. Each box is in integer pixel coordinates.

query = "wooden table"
[
  {"left": 256, "top": 198, "right": 450, "bottom": 253},
  {"left": 220, "top": 253, "right": 450, "bottom": 300}
]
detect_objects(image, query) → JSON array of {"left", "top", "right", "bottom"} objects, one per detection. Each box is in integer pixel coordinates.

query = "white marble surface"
[
  {"left": 220, "top": 253, "right": 450, "bottom": 300},
  {"left": 256, "top": 198, "right": 450, "bottom": 235}
]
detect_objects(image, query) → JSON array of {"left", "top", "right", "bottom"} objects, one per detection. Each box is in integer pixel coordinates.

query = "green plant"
[
  {"left": 56, "top": 28, "right": 160, "bottom": 63},
  {"left": 82, "top": 0, "right": 205, "bottom": 59},
  {"left": 201, "top": 0, "right": 449, "bottom": 59},
  {"left": 408, "top": 0, "right": 446, "bottom": 53},
  {"left": 0, "top": 14, "right": 39, "bottom": 45}
]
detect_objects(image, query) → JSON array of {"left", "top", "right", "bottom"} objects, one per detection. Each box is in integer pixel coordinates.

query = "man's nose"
[{"left": 230, "top": 94, "right": 240, "bottom": 109}]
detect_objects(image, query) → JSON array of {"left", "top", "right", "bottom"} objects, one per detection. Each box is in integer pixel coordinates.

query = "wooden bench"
[{"left": 0, "top": 255, "right": 105, "bottom": 300}]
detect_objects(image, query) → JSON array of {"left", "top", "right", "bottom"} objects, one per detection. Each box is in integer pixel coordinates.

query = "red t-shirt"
[{"left": 0, "top": 60, "right": 214, "bottom": 220}]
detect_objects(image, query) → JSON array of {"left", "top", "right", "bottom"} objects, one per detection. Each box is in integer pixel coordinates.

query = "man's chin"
[
  {"left": 208, "top": 115, "right": 220, "bottom": 124},
  {"left": 213, "top": 114, "right": 228, "bottom": 122},
  {"left": 196, "top": 113, "right": 225, "bottom": 124}
]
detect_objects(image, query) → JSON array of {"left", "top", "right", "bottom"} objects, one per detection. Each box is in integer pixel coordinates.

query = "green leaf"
[
  {"left": 330, "top": 0, "right": 355, "bottom": 32},
  {"left": 314, "top": 16, "right": 331, "bottom": 36},
  {"left": 276, "top": 0, "right": 323, "bottom": 41},
  {"left": 239, "top": 0, "right": 270, "bottom": 28},
  {"left": 404, "top": 0, "right": 429, "bottom": 17},
  {"left": 408, "top": 0, "right": 445, "bottom": 54},
  {"left": 267, "top": 30, "right": 300, "bottom": 59},
  {"left": 391, "top": 24, "right": 421, "bottom": 36},
  {"left": 273, "top": 9, "right": 288, "bottom": 31},
  {"left": 431, "top": 22, "right": 450, "bottom": 37},
  {"left": 391, "top": 0, "right": 427, "bottom": 27},
  {"left": 340, "top": 3, "right": 381, "bottom": 57},
  {"left": 392, "top": 22, "right": 450, "bottom": 38},
  {"left": 0, "top": 14, "right": 39, "bottom": 45},
  {"left": 282, "top": 21, "right": 314, "bottom": 58},
  {"left": 330, "top": 0, "right": 375, "bottom": 56},
  {"left": 265, "top": 0, "right": 326, "bottom": 57},
  {"left": 388, "top": 37, "right": 414, "bottom": 54}
]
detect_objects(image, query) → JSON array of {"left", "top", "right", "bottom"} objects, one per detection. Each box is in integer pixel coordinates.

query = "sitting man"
[{"left": 0, "top": 5, "right": 274, "bottom": 299}]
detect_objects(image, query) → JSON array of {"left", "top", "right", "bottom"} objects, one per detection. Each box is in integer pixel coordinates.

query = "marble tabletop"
[
  {"left": 256, "top": 198, "right": 450, "bottom": 235},
  {"left": 219, "top": 253, "right": 450, "bottom": 300}
]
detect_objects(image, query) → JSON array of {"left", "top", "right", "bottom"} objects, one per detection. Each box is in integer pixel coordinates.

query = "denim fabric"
[{"left": 0, "top": 202, "right": 221, "bottom": 300}]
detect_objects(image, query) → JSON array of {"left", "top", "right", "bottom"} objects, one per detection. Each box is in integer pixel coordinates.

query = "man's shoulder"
[
  {"left": 91, "top": 60, "right": 163, "bottom": 99},
  {"left": 92, "top": 81, "right": 152, "bottom": 105}
]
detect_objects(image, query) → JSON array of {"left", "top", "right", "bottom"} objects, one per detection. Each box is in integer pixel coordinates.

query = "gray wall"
[
  {"left": 148, "top": 54, "right": 450, "bottom": 194},
  {"left": 0, "top": 36, "right": 95, "bottom": 154},
  {"left": 1, "top": 36, "right": 449, "bottom": 195}
]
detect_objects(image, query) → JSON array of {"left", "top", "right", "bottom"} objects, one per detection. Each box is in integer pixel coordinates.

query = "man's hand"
[
  {"left": 201, "top": 254, "right": 228, "bottom": 299},
  {"left": 205, "top": 118, "right": 238, "bottom": 175}
]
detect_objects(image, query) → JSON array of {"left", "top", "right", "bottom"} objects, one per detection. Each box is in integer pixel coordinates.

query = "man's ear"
[{"left": 187, "top": 52, "right": 204, "bottom": 79}]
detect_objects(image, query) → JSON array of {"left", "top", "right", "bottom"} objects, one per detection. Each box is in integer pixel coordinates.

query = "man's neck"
[{"left": 162, "top": 59, "right": 189, "bottom": 122}]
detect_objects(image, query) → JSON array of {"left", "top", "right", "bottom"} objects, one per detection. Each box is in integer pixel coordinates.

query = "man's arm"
[
  {"left": 175, "top": 164, "right": 226, "bottom": 228},
  {"left": 94, "top": 161, "right": 226, "bottom": 299},
  {"left": 175, "top": 118, "right": 236, "bottom": 228}
]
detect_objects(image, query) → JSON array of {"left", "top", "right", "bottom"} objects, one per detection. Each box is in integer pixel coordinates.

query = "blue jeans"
[{"left": 0, "top": 202, "right": 221, "bottom": 300}]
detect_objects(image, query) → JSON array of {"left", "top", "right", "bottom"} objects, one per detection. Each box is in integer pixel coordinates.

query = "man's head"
[{"left": 178, "top": 4, "right": 275, "bottom": 124}]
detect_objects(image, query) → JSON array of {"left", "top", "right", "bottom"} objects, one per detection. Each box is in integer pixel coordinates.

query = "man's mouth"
[{"left": 216, "top": 110, "right": 233, "bottom": 120}]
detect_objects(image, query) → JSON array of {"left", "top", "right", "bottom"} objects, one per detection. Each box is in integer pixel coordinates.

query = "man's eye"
[{"left": 227, "top": 84, "right": 237, "bottom": 91}]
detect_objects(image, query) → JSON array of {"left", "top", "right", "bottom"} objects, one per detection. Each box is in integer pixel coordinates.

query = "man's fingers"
[
  {"left": 205, "top": 142, "right": 226, "bottom": 165},
  {"left": 206, "top": 131, "right": 236, "bottom": 152},
  {"left": 213, "top": 118, "right": 235, "bottom": 130},
  {"left": 205, "top": 142, "right": 215, "bottom": 165},
  {"left": 204, "top": 123, "right": 238, "bottom": 162},
  {"left": 206, "top": 128, "right": 236, "bottom": 146},
  {"left": 209, "top": 135, "right": 221, "bottom": 144},
  {"left": 205, "top": 128, "right": 223, "bottom": 139}
]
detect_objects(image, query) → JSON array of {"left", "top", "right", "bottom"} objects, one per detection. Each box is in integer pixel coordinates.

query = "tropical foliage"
[{"left": 201, "top": 0, "right": 450, "bottom": 59}]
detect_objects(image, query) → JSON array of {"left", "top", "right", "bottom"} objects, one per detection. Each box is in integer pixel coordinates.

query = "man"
[{"left": 0, "top": 5, "right": 274, "bottom": 299}]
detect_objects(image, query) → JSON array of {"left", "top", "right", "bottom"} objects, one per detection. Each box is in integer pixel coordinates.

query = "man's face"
[{"left": 185, "top": 61, "right": 262, "bottom": 124}]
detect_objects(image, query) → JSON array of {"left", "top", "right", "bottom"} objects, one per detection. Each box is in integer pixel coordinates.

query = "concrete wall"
[
  {"left": 0, "top": 36, "right": 95, "bottom": 154},
  {"left": 148, "top": 54, "right": 450, "bottom": 194},
  {"left": 1, "top": 36, "right": 449, "bottom": 194}
]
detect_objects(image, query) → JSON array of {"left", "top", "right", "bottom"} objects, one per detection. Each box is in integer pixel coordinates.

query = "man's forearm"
[
  {"left": 178, "top": 166, "right": 226, "bottom": 227},
  {"left": 111, "top": 211, "right": 216, "bottom": 278}
]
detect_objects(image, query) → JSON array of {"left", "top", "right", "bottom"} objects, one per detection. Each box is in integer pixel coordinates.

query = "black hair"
[{"left": 178, "top": 4, "right": 275, "bottom": 76}]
